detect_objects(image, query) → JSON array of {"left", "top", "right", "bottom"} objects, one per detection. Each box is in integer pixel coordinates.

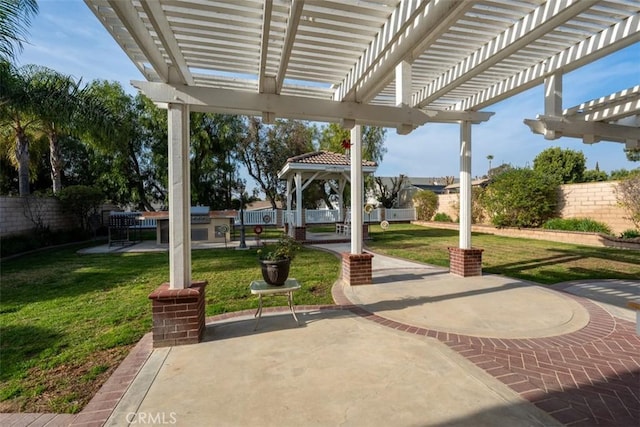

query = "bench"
[
  {"left": 335, "top": 212, "right": 351, "bottom": 235},
  {"left": 628, "top": 300, "right": 640, "bottom": 335}
]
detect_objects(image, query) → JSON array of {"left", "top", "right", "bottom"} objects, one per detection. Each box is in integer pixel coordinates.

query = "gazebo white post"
[
  {"left": 286, "top": 177, "right": 292, "bottom": 234},
  {"left": 459, "top": 121, "right": 472, "bottom": 250},
  {"left": 448, "top": 120, "right": 483, "bottom": 277},
  {"left": 148, "top": 102, "right": 207, "bottom": 348},
  {"left": 341, "top": 124, "right": 373, "bottom": 285},
  {"left": 294, "top": 172, "right": 304, "bottom": 240}
]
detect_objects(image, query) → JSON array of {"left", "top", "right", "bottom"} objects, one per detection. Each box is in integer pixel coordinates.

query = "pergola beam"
[
  {"left": 455, "top": 11, "right": 640, "bottom": 111},
  {"left": 333, "top": 0, "right": 471, "bottom": 103},
  {"left": 524, "top": 115, "right": 640, "bottom": 145},
  {"left": 564, "top": 85, "right": 640, "bottom": 122},
  {"left": 140, "top": 0, "right": 194, "bottom": 85},
  {"left": 415, "top": 0, "right": 597, "bottom": 108},
  {"left": 107, "top": 0, "right": 169, "bottom": 82},
  {"left": 133, "top": 81, "right": 493, "bottom": 128},
  {"left": 275, "top": 0, "right": 305, "bottom": 94},
  {"left": 258, "top": 0, "right": 273, "bottom": 94}
]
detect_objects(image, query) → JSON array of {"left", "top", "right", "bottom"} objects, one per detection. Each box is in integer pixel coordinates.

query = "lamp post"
[{"left": 238, "top": 182, "right": 247, "bottom": 249}]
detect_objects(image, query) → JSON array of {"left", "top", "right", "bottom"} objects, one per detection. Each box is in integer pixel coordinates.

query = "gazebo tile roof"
[{"left": 286, "top": 151, "right": 377, "bottom": 167}]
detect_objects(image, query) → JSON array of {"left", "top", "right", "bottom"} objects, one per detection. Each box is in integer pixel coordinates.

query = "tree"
[
  {"left": 625, "top": 148, "right": 640, "bottom": 162},
  {"left": 480, "top": 168, "right": 558, "bottom": 228},
  {"left": 533, "top": 147, "right": 586, "bottom": 184},
  {"left": 28, "top": 66, "right": 113, "bottom": 193},
  {"left": 582, "top": 169, "right": 608, "bottom": 182},
  {"left": 615, "top": 171, "right": 640, "bottom": 229},
  {"left": 0, "top": 0, "right": 38, "bottom": 62},
  {"left": 488, "top": 163, "right": 512, "bottom": 178},
  {"left": 84, "top": 81, "right": 159, "bottom": 210},
  {"left": 486, "top": 154, "right": 494, "bottom": 175},
  {"left": 413, "top": 190, "right": 438, "bottom": 221},
  {"left": 317, "top": 123, "right": 387, "bottom": 164},
  {"left": 57, "top": 185, "right": 104, "bottom": 232},
  {"left": 374, "top": 175, "right": 406, "bottom": 208},
  {"left": 190, "top": 112, "right": 245, "bottom": 209},
  {"left": 238, "top": 118, "right": 315, "bottom": 209},
  {"left": 0, "top": 62, "right": 39, "bottom": 195}
]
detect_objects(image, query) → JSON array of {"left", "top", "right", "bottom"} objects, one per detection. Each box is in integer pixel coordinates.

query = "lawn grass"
[
  {"left": 366, "top": 223, "right": 640, "bottom": 284},
  {"left": 0, "top": 243, "right": 339, "bottom": 413}
]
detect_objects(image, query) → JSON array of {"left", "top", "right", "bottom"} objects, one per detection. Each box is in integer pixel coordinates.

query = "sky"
[{"left": 18, "top": 0, "right": 640, "bottom": 181}]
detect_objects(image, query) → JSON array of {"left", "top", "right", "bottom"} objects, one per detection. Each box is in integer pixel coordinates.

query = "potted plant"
[{"left": 257, "top": 234, "right": 301, "bottom": 285}]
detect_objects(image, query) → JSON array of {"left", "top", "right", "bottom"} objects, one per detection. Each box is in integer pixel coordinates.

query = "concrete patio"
[{"left": 4, "top": 242, "right": 639, "bottom": 427}]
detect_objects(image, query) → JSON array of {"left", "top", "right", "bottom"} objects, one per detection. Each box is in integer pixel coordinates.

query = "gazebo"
[
  {"left": 278, "top": 151, "right": 377, "bottom": 241},
  {"left": 84, "top": 0, "right": 640, "bottom": 347}
]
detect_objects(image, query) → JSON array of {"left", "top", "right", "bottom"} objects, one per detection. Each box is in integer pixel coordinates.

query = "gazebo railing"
[{"left": 305, "top": 209, "right": 340, "bottom": 223}]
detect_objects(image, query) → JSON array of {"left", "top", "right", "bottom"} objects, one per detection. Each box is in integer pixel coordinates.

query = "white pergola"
[{"left": 85, "top": 0, "right": 640, "bottom": 288}]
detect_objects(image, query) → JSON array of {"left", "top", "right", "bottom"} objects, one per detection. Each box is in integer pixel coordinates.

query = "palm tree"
[
  {"left": 1, "top": 64, "right": 113, "bottom": 194},
  {"left": 0, "top": 61, "right": 38, "bottom": 195},
  {"left": 487, "top": 154, "right": 494, "bottom": 175},
  {"left": 0, "top": 0, "right": 39, "bottom": 62}
]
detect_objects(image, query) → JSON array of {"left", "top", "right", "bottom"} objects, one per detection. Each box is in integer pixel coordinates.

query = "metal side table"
[{"left": 250, "top": 279, "right": 301, "bottom": 330}]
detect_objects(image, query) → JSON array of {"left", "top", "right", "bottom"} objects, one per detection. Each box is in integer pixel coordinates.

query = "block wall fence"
[
  {"left": 434, "top": 181, "right": 635, "bottom": 235},
  {"left": 0, "top": 196, "right": 74, "bottom": 237}
]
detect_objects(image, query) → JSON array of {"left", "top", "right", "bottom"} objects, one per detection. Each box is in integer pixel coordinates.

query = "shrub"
[
  {"left": 533, "top": 147, "right": 586, "bottom": 184},
  {"left": 450, "top": 187, "right": 486, "bottom": 224},
  {"left": 620, "top": 229, "right": 640, "bottom": 239},
  {"left": 0, "top": 228, "right": 90, "bottom": 258},
  {"left": 615, "top": 172, "right": 640, "bottom": 229},
  {"left": 480, "top": 168, "right": 558, "bottom": 228},
  {"left": 542, "top": 218, "right": 612, "bottom": 234},
  {"left": 57, "top": 185, "right": 104, "bottom": 231},
  {"left": 413, "top": 190, "right": 438, "bottom": 221},
  {"left": 433, "top": 212, "right": 453, "bottom": 222}
]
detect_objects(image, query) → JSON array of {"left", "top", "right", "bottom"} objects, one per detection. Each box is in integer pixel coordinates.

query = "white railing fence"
[
  {"left": 384, "top": 208, "right": 416, "bottom": 221},
  {"left": 305, "top": 209, "right": 340, "bottom": 223},
  {"left": 235, "top": 209, "right": 277, "bottom": 226}
]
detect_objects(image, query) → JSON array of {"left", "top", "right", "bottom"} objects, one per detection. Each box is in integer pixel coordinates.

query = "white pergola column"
[
  {"left": 459, "top": 121, "right": 472, "bottom": 250},
  {"left": 167, "top": 102, "right": 191, "bottom": 289},
  {"left": 350, "top": 125, "right": 363, "bottom": 254}
]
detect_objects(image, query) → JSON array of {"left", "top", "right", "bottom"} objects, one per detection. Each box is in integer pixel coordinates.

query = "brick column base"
[
  {"left": 342, "top": 252, "right": 374, "bottom": 285},
  {"left": 293, "top": 226, "right": 306, "bottom": 241},
  {"left": 448, "top": 247, "right": 483, "bottom": 277},
  {"left": 148, "top": 280, "right": 207, "bottom": 348},
  {"left": 363, "top": 224, "right": 370, "bottom": 240}
]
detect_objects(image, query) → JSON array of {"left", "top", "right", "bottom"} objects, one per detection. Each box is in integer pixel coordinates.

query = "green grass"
[
  {"left": 0, "top": 243, "right": 339, "bottom": 413},
  {"left": 542, "top": 217, "right": 612, "bottom": 234},
  {"left": 366, "top": 223, "right": 640, "bottom": 284}
]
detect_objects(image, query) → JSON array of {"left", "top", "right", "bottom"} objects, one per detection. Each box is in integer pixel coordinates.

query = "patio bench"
[{"left": 629, "top": 300, "right": 640, "bottom": 335}]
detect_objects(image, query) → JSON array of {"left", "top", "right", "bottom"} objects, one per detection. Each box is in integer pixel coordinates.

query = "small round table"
[{"left": 250, "top": 279, "right": 301, "bottom": 330}]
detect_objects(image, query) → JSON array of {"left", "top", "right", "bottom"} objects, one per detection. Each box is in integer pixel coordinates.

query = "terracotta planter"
[{"left": 260, "top": 259, "right": 291, "bottom": 285}]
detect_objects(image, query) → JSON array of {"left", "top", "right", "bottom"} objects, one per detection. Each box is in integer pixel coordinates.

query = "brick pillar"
[
  {"left": 363, "top": 223, "right": 369, "bottom": 240},
  {"left": 294, "top": 226, "right": 306, "bottom": 241},
  {"left": 148, "top": 280, "right": 207, "bottom": 348},
  {"left": 342, "top": 252, "right": 374, "bottom": 285},
  {"left": 448, "top": 247, "right": 483, "bottom": 277}
]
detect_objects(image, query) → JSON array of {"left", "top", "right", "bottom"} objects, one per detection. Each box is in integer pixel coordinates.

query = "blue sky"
[{"left": 19, "top": 0, "right": 640, "bottom": 179}]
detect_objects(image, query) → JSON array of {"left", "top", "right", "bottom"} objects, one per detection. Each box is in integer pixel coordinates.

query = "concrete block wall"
[
  {"left": 556, "top": 181, "right": 634, "bottom": 234},
  {"left": 434, "top": 181, "right": 635, "bottom": 234},
  {"left": 0, "top": 196, "right": 75, "bottom": 237}
]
